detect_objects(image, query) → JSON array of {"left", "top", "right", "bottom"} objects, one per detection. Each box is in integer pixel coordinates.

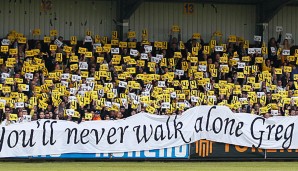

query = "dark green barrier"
[
  {"left": 190, "top": 140, "right": 298, "bottom": 159},
  {"left": 265, "top": 149, "right": 298, "bottom": 159},
  {"left": 190, "top": 140, "right": 265, "bottom": 159}
]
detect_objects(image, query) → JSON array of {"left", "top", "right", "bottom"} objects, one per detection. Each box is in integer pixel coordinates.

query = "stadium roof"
[{"left": 88, "top": 0, "right": 294, "bottom": 23}]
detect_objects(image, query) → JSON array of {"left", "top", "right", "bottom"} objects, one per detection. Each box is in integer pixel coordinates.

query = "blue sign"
[
  {"left": 13, "top": 145, "right": 189, "bottom": 159},
  {"left": 111, "top": 144, "right": 189, "bottom": 159}
]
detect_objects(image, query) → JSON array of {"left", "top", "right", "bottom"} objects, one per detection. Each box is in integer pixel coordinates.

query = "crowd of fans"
[{"left": 0, "top": 27, "right": 297, "bottom": 125}]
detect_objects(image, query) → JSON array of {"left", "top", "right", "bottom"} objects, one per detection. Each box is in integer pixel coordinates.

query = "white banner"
[{"left": 0, "top": 106, "right": 297, "bottom": 158}]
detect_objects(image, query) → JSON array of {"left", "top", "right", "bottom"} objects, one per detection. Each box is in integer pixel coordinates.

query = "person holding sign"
[
  {"left": 279, "top": 39, "right": 292, "bottom": 65},
  {"left": 268, "top": 33, "right": 281, "bottom": 68}
]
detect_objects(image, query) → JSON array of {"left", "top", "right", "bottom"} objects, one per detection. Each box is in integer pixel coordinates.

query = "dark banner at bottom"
[{"left": 190, "top": 140, "right": 298, "bottom": 159}]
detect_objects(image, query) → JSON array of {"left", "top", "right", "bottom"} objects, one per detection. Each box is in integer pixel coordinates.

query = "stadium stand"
[
  {"left": 0, "top": 0, "right": 298, "bottom": 127},
  {"left": 0, "top": 26, "right": 297, "bottom": 126}
]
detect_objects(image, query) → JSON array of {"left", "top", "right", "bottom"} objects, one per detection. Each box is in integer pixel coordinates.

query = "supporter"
[
  {"left": 32, "top": 112, "right": 38, "bottom": 121},
  {"left": 268, "top": 33, "right": 281, "bottom": 67},
  {"left": 115, "top": 111, "right": 123, "bottom": 120},
  {"left": 92, "top": 111, "right": 101, "bottom": 120},
  {"left": 263, "top": 112, "right": 270, "bottom": 118},
  {"left": 280, "top": 39, "right": 292, "bottom": 64},
  {"left": 105, "top": 115, "right": 110, "bottom": 120},
  {"left": 39, "top": 111, "right": 45, "bottom": 119},
  {"left": 45, "top": 112, "right": 51, "bottom": 119},
  {"left": 295, "top": 110, "right": 298, "bottom": 116}
]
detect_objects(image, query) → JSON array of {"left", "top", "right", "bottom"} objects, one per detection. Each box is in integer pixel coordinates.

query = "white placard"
[
  {"left": 144, "top": 45, "right": 153, "bottom": 53},
  {"left": 156, "top": 54, "right": 163, "bottom": 59},
  {"left": 257, "top": 92, "right": 265, "bottom": 98},
  {"left": 61, "top": 73, "right": 70, "bottom": 80},
  {"left": 198, "top": 65, "right": 207, "bottom": 72},
  {"left": 254, "top": 48, "right": 262, "bottom": 54},
  {"left": 271, "top": 110, "right": 279, "bottom": 116},
  {"left": 84, "top": 36, "right": 92, "bottom": 43},
  {"left": 93, "top": 43, "right": 101, "bottom": 50},
  {"left": 191, "top": 96, "right": 198, "bottom": 102},
  {"left": 72, "top": 75, "right": 78, "bottom": 82},
  {"left": 282, "top": 50, "right": 290, "bottom": 56},
  {"left": 23, "top": 85, "right": 29, "bottom": 92},
  {"left": 215, "top": 46, "right": 223, "bottom": 52},
  {"left": 237, "top": 62, "right": 245, "bottom": 69},
  {"left": 271, "top": 47, "right": 276, "bottom": 53},
  {"left": 151, "top": 57, "right": 160, "bottom": 63},
  {"left": 285, "top": 33, "right": 292, "bottom": 40},
  {"left": 276, "top": 26, "right": 283, "bottom": 32},
  {"left": 15, "top": 102, "right": 24, "bottom": 108},
  {"left": 86, "top": 77, "right": 95, "bottom": 83},
  {"left": 254, "top": 36, "right": 262, "bottom": 42},
  {"left": 119, "top": 81, "right": 127, "bottom": 88},
  {"left": 161, "top": 102, "right": 171, "bottom": 109},
  {"left": 79, "top": 62, "right": 88, "bottom": 70},
  {"left": 141, "top": 53, "right": 148, "bottom": 60},
  {"left": 248, "top": 48, "right": 255, "bottom": 54},
  {"left": 66, "top": 109, "right": 75, "bottom": 116},
  {"left": 54, "top": 39, "right": 63, "bottom": 47},
  {"left": 69, "top": 88, "right": 77, "bottom": 95},
  {"left": 175, "top": 69, "right": 184, "bottom": 76},
  {"left": 25, "top": 73, "right": 33, "bottom": 80},
  {"left": 1, "top": 39, "right": 10, "bottom": 45},
  {"left": 145, "top": 84, "right": 153, "bottom": 92},
  {"left": 1, "top": 73, "right": 9, "bottom": 79},
  {"left": 170, "top": 92, "right": 177, "bottom": 98},
  {"left": 141, "top": 91, "right": 150, "bottom": 97},
  {"left": 158, "top": 81, "right": 166, "bottom": 87},
  {"left": 111, "top": 48, "right": 120, "bottom": 54},
  {"left": 23, "top": 115, "right": 32, "bottom": 122},
  {"left": 130, "top": 49, "right": 138, "bottom": 56}
]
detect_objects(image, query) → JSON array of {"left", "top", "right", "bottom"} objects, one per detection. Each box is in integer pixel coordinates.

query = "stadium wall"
[
  {"left": 2, "top": 0, "right": 296, "bottom": 44},
  {"left": 128, "top": 2, "right": 256, "bottom": 42},
  {"left": 0, "top": 0, "right": 116, "bottom": 40},
  {"left": 268, "top": 6, "right": 298, "bottom": 44}
]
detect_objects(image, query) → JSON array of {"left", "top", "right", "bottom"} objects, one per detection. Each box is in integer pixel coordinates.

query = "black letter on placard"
[
  {"left": 90, "top": 128, "right": 105, "bottom": 144},
  {"left": 0, "top": 127, "right": 6, "bottom": 152},
  {"left": 107, "top": 127, "right": 117, "bottom": 144},
  {"left": 19, "top": 129, "right": 36, "bottom": 147},
  {"left": 42, "top": 120, "right": 50, "bottom": 145},
  {"left": 65, "top": 128, "right": 79, "bottom": 144},
  {"left": 166, "top": 117, "right": 174, "bottom": 140},
  {"left": 154, "top": 124, "right": 166, "bottom": 141},
  {"left": 8, "top": 131, "right": 19, "bottom": 148},
  {"left": 50, "top": 121, "right": 57, "bottom": 145},
  {"left": 212, "top": 117, "right": 223, "bottom": 134},
  {"left": 80, "top": 129, "right": 90, "bottom": 144},
  {"left": 173, "top": 115, "right": 191, "bottom": 143},
  {"left": 251, "top": 117, "right": 265, "bottom": 148},
  {"left": 224, "top": 118, "right": 235, "bottom": 135},
  {"left": 283, "top": 123, "right": 294, "bottom": 149},
  {"left": 194, "top": 117, "right": 203, "bottom": 133},
  {"left": 206, "top": 106, "right": 216, "bottom": 131},
  {"left": 235, "top": 122, "right": 244, "bottom": 137},
  {"left": 133, "top": 125, "right": 153, "bottom": 143},
  {"left": 266, "top": 124, "right": 276, "bottom": 140},
  {"left": 36, "top": 120, "right": 40, "bottom": 128},
  {"left": 275, "top": 125, "right": 284, "bottom": 141},
  {"left": 118, "top": 126, "right": 129, "bottom": 143}
]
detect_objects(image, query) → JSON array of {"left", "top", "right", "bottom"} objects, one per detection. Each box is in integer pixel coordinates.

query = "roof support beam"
[
  {"left": 115, "top": 0, "right": 143, "bottom": 40},
  {"left": 257, "top": 0, "right": 294, "bottom": 23}
]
